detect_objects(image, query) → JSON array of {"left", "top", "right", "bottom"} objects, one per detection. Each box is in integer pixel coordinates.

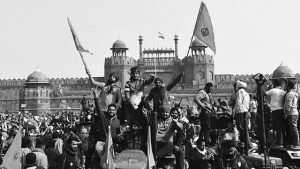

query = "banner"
[
  {"left": 0, "top": 129, "right": 22, "bottom": 169},
  {"left": 193, "top": 2, "right": 216, "bottom": 54},
  {"left": 100, "top": 125, "right": 116, "bottom": 169},
  {"left": 146, "top": 126, "right": 155, "bottom": 169},
  {"left": 67, "top": 18, "right": 93, "bottom": 55}
]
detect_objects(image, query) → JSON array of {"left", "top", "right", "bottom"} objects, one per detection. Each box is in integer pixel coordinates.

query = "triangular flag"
[
  {"left": 0, "top": 129, "right": 22, "bottom": 169},
  {"left": 100, "top": 125, "right": 116, "bottom": 169},
  {"left": 67, "top": 18, "right": 93, "bottom": 55},
  {"left": 146, "top": 126, "right": 156, "bottom": 169},
  {"left": 193, "top": 2, "right": 216, "bottom": 54}
]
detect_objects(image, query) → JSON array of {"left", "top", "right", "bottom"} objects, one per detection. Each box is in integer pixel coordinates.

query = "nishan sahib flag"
[
  {"left": 193, "top": 2, "right": 216, "bottom": 54},
  {"left": 67, "top": 18, "right": 93, "bottom": 55}
]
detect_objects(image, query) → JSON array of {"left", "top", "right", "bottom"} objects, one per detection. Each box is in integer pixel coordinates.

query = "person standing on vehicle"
[
  {"left": 265, "top": 78, "right": 286, "bottom": 147},
  {"left": 124, "top": 66, "right": 155, "bottom": 125},
  {"left": 234, "top": 80, "right": 250, "bottom": 150},
  {"left": 85, "top": 65, "right": 122, "bottom": 113},
  {"left": 284, "top": 80, "right": 300, "bottom": 149},
  {"left": 249, "top": 95, "right": 258, "bottom": 132},
  {"left": 194, "top": 82, "right": 214, "bottom": 146}
]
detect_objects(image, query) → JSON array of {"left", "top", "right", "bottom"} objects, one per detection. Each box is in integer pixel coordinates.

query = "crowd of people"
[{"left": 0, "top": 65, "right": 299, "bottom": 169}]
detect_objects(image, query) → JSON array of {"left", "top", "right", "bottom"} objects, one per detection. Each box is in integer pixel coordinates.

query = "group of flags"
[{"left": 68, "top": 2, "right": 215, "bottom": 56}]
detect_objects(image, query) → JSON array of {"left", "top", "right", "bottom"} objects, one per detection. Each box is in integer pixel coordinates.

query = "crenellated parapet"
[
  {"left": 105, "top": 56, "right": 137, "bottom": 66},
  {"left": 0, "top": 77, "right": 94, "bottom": 88},
  {"left": 49, "top": 77, "right": 91, "bottom": 86},
  {"left": 0, "top": 79, "right": 26, "bottom": 87},
  {"left": 182, "top": 54, "right": 214, "bottom": 65}
]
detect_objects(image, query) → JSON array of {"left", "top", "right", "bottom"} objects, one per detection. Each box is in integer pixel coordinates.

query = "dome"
[
  {"left": 271, "top": 63, "right": 295, "bottom": 79},
  {"left": 26, "top": 68, "right": 50, "bottom": 84},
  {"left": 112, "top": 40, "right": 127, "bottom": 49}
]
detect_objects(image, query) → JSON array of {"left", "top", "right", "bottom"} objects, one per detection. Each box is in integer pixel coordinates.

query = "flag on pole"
[
  {"left": 67, "top": 18, "right": 93, "bottom": 55},
  {"left": 100, "top": 125, "right": 116, "bottom": 169},
  {"left": 158, "top": 32, "right": 165, "bottom": 39},
  {"left": 146, "top": 126, "right": 156, "bottom": 169},
  {"left": 193, "top": 2, "right": 216, "bottom": 54},
  {"left": 0, "top": 129, "right": 22, "bottom": 169}
]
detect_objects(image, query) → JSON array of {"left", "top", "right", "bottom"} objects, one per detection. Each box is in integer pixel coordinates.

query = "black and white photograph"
[{"left": 0, "top": 0, "right": 300, "bottom": 168}]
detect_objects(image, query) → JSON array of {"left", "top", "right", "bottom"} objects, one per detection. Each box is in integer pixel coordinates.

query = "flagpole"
[
  {"left": 186, "top": 37, "right": 193, "bottom": 58},
  {"left": 78, "top": 51, "right": 87, "bottom": 70},
  {"left": 155, "top": 54, "right": 157, "bottom": 77}
]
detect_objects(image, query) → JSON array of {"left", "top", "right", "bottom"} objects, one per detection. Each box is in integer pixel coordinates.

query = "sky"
[{"left": 1, "top": 0, "right": 300, "bottom": 79}]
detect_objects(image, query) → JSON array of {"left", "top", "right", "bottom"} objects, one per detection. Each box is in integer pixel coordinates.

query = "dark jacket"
[
  {"left": 56, "top": 147, "right": 82, "bottom": 169},
  {"left": 188, "top": 147, "right": 214, "bottom": 169},
  {"left": 89, "top": 96, "right": 120, "bottom": 145},
  {"left": 146, "top": 74, "right": 182, "bottom": 111},
  {"left": 44, "top": 147, "right": 60, "bottom": 169},
  {"left": 212, "top": 154, "right": 249, "bottom": 169}
]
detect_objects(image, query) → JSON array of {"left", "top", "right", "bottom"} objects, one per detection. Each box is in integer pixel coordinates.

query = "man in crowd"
[
  {"left": 234, "top": 80, "right": 251, "bottom": 151},
  {"left": 284, "top": 80, "right": 300, "bottom": 149},
  {"left": 44, "top": 139, "right": 60, "bottom": 169},
  {"left": 24, "top": 153, "right": 45, "bottom": 169},
  {"left": 85, "top": 64, "right": 122, "bottom": 113},
  {"left": 80, "top": 95, "right": 92, "bottom": 116},
  {"left": 228, "top": 83, "right": 237, "bottom": 114},
  {"left": 32, "top": 139, "right": 48, "bottom": 169},
  {"left": 265, "top": 78, "right": 286, "bottom": 147},
  {"left": 212, "top": 140, "right": 249, "bottom": 169},
  {"left": 124, "top": 66, "right": 155, "bottom": 125},
  {"left": 57, "top": 136, "right": 82, "bottom": 169},
  {"left": 188, "top": 139, "right": 215, "bottom": 169},
  {"left": 86, "top": 88, "right": 121, "bottom": 168},
  {"left": 249, "top": 95, "right": 258, "bottom": 132},
  {"left": 21, "top": 136, "right": 32, "bottom": 169},
  {"left": 156, "top": 104, "right": 185, "bottom": 169},
  {"left": 194, "top": 82, "right": 214, "bottom": 146},
  {"left": 146, "top": 73, "right": 184, "bottom": 114},
  {"left": 145, "top": 73, "right": 184, "bottom": 159}
]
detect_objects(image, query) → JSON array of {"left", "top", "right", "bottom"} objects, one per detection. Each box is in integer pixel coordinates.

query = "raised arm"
[
  {"left": 144, "top": 74, "right": 155, "bottom": 86},
  {"left": 166, "top": 73, "right": 184, "bottom": 91},
  {"left": 116, "top": 87, "right": 122, "bottom": 108},
  {"left": 85, "top": 66, "right": 105, "bottom": 89}
]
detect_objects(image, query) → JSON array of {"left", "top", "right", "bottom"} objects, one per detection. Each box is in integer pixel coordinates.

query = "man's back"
[
  {"left": 265, "top": 88, "right": 286, "bottom": 111},
  {"left": 32, "top": 148, "right": 48, "bottom": 169}
]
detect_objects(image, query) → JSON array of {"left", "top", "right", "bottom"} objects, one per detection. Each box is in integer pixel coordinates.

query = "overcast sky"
[{"left": 0, "top": 0, "right": 300, "bottom": 79}]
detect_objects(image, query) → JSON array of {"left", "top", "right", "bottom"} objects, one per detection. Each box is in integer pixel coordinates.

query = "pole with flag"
[
  {"left": 67, "top": 17, "right": 93, "bottom": 71},
  {"left": 0, "top": 128, "right": 22, "bottom": 169},
  {"left": 146, "top": 126, "right": 156, "bottom": 169},
  {"left": 186, "top": 2, "right": 216, "bottom": 57},
  {"left": 100, "top": 125, "right": 116, "bottom": 169}
]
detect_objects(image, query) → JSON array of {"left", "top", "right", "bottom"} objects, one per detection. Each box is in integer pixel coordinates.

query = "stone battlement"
[
  {"left": 182, "top": 54, "right": 214, "bottom": 65},
  {"left": 0, "top": 77, "right": 93, "bottom": 87},
  {"left": 105, "top": 55, "right": 137, "bottom": 65}
]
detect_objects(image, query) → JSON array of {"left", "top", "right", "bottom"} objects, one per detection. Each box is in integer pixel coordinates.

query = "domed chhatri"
[
  {"left": 112, "top": 40, "right": 128, "bottom": 49},
  {"left": 271, "top": 63, "right": 295, "bottom": 79},
  {"left": 26, "top": 68, "right": 50, "bottom": 84}
]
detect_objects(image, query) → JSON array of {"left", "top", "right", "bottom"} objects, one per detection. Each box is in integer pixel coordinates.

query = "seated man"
[{"left": 156, "top": 104, "right": 185, "bottom": 169}]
